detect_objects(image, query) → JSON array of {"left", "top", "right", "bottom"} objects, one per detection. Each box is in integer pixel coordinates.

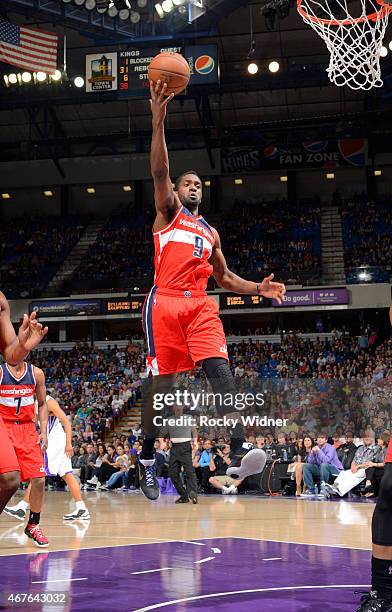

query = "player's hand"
[
  {"left": 38, "top": 432, "right": 48, "bottom": 453},
  {"left": 258, "top": 273, "right": 286, "bottom": 304},
  {"left": 65, "top": 444, "right": 74, "bottom": 459},
  {"left": 150, "top": 80, "right": 174, "bottom": 126},
  {"left": 18, "top": 312, "right": 48, "bottom": 352}
]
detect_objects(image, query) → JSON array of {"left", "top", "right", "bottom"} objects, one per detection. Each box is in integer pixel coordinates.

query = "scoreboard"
[
  {"left": 220, "top": 294, "right": 271, "bottom": 309},
  {"left": 118, "top": 44, "right": 219, "bottom": 97},
  {"left": 105, "top": 298, "right": 144, "bottom": 314}
]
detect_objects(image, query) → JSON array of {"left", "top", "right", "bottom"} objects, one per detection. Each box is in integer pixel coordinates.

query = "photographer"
[{"left": 209, "top": 443, "right": 243, "bottom": 495}]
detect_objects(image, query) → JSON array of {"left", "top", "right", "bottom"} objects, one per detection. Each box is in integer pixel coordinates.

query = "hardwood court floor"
[
  {"left": 0, "top": 490, "right": 374, "bottom": 555},
  {"left": 0, "top": 492, "right": 374, "bottom": 611}
]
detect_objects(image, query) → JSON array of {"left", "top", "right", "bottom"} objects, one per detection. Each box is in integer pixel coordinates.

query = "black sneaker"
[
  {"left": 4, "top": 506, "right": 27, "bottom": 521},
  {"left": 356, "top": 591, "right": 392, "bottom": 611},
  {"left": 175, "top": 497, "right": 189, "bottom": 504},
  {"left": 189, "top": 491, "right": 198, "bottom": 504},
  {"left": 138, "top": 460, "right": 160, "bottom": 501}
]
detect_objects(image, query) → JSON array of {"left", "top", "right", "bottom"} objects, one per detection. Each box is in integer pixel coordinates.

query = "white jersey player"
[{"left": 5, "top": 395, "right": 90, "bottom": 521}]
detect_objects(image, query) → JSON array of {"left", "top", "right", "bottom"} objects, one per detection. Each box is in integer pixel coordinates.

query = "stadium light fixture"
[
  {"left": 162, "top": 0, "right": 174, "bottom": 12},
  {"left": 389, "top": 41, "right": 392, "bottom": 51},
  {"left": 131, "top": 10, "right": 141, "bottom": 22},
  {"left": 280, "top": 176, "right": 288, "bottom": 182},
  {"left": 326, "top": 172, "right": 335, "bottom": 179},
  {"left": 86, "top": 187, "right": 96, "bottom": 194},
  {"left": 269, "top": 60, "right": 280, "bottom": 73},
  {"left": 234, "top": 178, "right": 243, "bottom": 185},
  {"left": 21, "top": 72, "right": 32, "bottom": 83},
  {"left": 1, "top": 193, "right": 11, "bottom": 199},
  {"left": 123, "top": 185, "right": 132, "bottom": 192},
  {"left": 155, "top": 3, "right": 165, "bottom": 17},
  {"left": 8, "top": 73, "right": 17, "bottom": 85},
  {"left": 173, "top": 0, "right": 186, "bottom": 4},
  {"left": 137, "top": 0, "right": 148, "bottom": 6},
  {"left": 36, "top": 71, "right": 47, "bottom": 82},
  {"left": 380, "top": 46, "right": 388, "bottom": 57},
  {"left": 85, "top": 0, "right": 96, "bottom": 9},
  {"left": 74, "top": 0, "right": 86, "bottom": 6},
  {"left": 50, "top": 69, "right": 62, "bottom": 81},
  {"left": 247, "top": 62, "right": 259, "bottom": 75},
  {"left": 3, "top": 75, "right": 9, "bottom": 87},
  {"left": 204, "top": 180, "right": 211, "bottom": 187},
  {"left": 43, "top": 190, "right": 54, "bottom": 197},
  {"left": 74, "top": 76, "right": 85, "bottom": 88},
  {"left": 374, "top": 169, "right": 382, "bottom": 176}
]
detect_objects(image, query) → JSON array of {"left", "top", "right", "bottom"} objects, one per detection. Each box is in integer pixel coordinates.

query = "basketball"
[{"left": 148, "top": 52, "right": 190, "bottom": 95}]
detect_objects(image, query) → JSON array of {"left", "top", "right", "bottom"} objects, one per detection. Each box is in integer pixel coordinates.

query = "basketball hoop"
[{"left": 297, "top": 0, "right": 392, "bottom": 89}]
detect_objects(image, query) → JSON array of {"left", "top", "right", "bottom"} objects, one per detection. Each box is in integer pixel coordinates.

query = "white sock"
[
  {"left": 76, "top": 501, "right": 86, "bottom": 511},
  {"left": 18, "top": 500, "right": 29, "bottom": 511},
  {"left": 140, "top": 459, "right": 155, "bottom": 467}
]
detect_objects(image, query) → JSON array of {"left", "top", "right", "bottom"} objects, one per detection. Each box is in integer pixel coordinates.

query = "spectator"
[
  {"left": 302, "top": 432, "right": 343, "bottom": 497},
  {"left": 208, "top": 444, "right": 242, "bottom": 495}
]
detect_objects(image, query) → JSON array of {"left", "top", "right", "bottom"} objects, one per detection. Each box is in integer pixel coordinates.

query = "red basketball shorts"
[
  {"left": 142, "top": 287, "right": 228, "bottom": 375},
  {"left": 0, "top": 418, "right": 45, "bottom": 481}
]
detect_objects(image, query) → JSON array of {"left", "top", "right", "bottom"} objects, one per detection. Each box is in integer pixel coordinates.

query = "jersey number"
[
  {"left": 15, "top": 397, "right": 22, "bottom": 416},
  {"left": 193, "top": 236, "right": 204, "bottom": 259}
]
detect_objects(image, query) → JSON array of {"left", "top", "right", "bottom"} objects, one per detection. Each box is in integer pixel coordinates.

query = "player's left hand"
[
  {"left": 65, "top": 444, "right": 74, "bottom": 459},
  {"left": 258, "top": 273, "right": 286, "bottom": 304},
  {"left": 18, "top": 312, "right": 48, "bottom": 352},
  {"left": 38, "top": 432, "right": 48, "bottom": 453}
]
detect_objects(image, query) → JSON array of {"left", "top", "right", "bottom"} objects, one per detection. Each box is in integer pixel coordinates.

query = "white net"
[{"left": 297, "top": 0, "right": 392, "bottom": 90}]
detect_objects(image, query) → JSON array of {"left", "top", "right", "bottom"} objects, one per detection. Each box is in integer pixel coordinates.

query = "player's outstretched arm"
[
  {"left": 47, "top": 397, "right": 74, "bottom": 458},
  {"left": 0, "top": 292, "right": 48, "bottom": 363},
  {"left": 34, "top": 367, "right": 49, "bottom": 453},
  {"left": 150, "top": 80, "right": 180, "bottom": 232},
  {"left": 210, "top": 230, "right": 286, "bottom": 303}
]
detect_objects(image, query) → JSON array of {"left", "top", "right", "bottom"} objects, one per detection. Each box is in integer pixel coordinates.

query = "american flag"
[{"left": 0, "top": 18, "right": 58, "bottom": 74}]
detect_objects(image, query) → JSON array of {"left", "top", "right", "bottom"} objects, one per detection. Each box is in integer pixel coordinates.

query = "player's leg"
[
  {"left": 4, "top": 481, "right": 31, "bottom": 521},
  {"left": 0, "top": 416, "right": 21, "bottom": 514},
  {"left": 168, "top": 444, "right": 188, "bottom": 503},
  {"left": 356, "top": 464, "right": 392, "bottom": 611},
  {"left": 62, "top": 473, "right": 90, "bottom": 521},
  {"left": 15, "top": 423, "right": 48, "bottom": 547}
]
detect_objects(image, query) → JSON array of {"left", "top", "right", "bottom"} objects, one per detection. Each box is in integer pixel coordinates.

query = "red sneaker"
[{"left": 24, "top": 524, "right": 49, "bottom": 548}]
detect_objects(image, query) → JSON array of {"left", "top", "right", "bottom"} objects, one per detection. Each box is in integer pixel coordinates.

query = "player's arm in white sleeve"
[
  {"left": 34, "top": 367, "right": 49, "bottom": 453},
  {"left": 47, "top": 397, "right": 74, "bottom": 459},
  {"left": 149, "top": 80, "right": 180, "bottom": 232}
]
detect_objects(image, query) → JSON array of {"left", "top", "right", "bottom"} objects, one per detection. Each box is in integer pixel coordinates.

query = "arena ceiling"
[{"left": 1, "top": 0, "right": 392, "bottom": 163}]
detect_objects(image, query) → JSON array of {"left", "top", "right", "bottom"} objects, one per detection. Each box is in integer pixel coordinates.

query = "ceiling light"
[
  {"left": 119, "top": 8, "right": 130, "bottom": 18},
  {"left": 234, "top": 178, "right": 243, "bottom": 185},
  {"left": 8, "top": 73, "right": 17, "bottom": 84},
  {"left": 1, "top": 193, "right": 11, "bottom": 199},
  {"left": 123, "top": 185, "right": 132, "bottom": 192},
  {"left": 280, "top": 176, "right": 288, "bottom": 182},
  {"left": 50, "top": 69, "right": 62, "bottom": 81},
  {"left": 162, "top": 0, "right": 174, "bottom": 12},
  {"left": 173, "top": 0, "right": 185, "bottom": 4},
  {"left": 3, "top": 75, "right": 9, "bottom": 87},
  {"left": 326, "top": 173, "right": 335, "bottom": 179},
  {"left": 74, "top": 0, "right": 85, "bottom": 5},
  {"left": 43, "top": 190, "right": 53, "bottom": 197},
  {"left": 85, "top": 0, "right": 96, "bottom": 8},
  {"left": 269, "top": 60, "right": 280, "bottom": 73},
  {"left": 36, "top": 71, "right": 47, "bottom": 82},
  {"left": 389, "top": 41, "right": 392, "bottom": 51},
  {"left": 131, "top": 10, "right": 141, "bottom": 22},
  {"left": 74, "top": 76, "right": 85, "bottom": 88},
  {"left": 204, "top": 180, "right": 211, "bottom": 187},
  {"left": 374, "top": 169, "right": 382, "bottom": 176},
  {"left": 86, "top": 187, "right": 95, "bottom": 194},
  {"left": 380, "top": 46, "right": 388, "bottom": 57},
  {"left": 247, "top": 62, "right": 258, "bottom": 75},
  {"left": 21, "top": 72, "right": 32, "bottom": 83},
  {"left": 155, "top": 3, "right": 164, "bottom": 17},
  {"left": 108, "top": 4, "right": 118, "bottom": 16},
  {"left": 137, "top": 0, "right": 148, "bottom": 6}
]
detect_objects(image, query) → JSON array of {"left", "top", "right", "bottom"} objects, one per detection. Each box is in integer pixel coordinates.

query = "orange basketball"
[{"left": 148, "top": 52, "right": 190, "bottom": 95}]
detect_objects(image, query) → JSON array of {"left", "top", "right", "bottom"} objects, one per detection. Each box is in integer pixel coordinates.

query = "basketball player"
[
  {"left": 0, "top": 361, "right": 49, "bottom": 547},
  {"left": 138, "top": 80, "right": 283, "bottom": 500},
  {"left": 356, "top": 306, "right": 392, "bottom": 612},
  {"left": 0, "top": 291, "right": 48, "bottom": 517},
  {"left": 5, "top": 395, "right": 90, "bottom": 522}
]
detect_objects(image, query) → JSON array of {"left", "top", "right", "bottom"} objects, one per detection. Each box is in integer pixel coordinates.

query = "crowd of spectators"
[
  {"left": 0, "top": 216, "right": 85, "bottom": 298},
  {"left": 341, "top": 195, "right": 392, "bottom": 283}
]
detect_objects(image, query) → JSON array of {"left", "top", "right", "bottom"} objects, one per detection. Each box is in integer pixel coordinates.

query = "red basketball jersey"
[
  {"left": 0, "top": 362, "right": 36, "bottom": 423},
  {"left": 386, "top": 437, "right": 392, "bottom": 463},
  {"left": 153, "top": 205, "right": 215, "bottom": 292}
]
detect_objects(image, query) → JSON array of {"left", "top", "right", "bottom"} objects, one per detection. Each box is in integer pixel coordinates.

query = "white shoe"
[
  {"left": 63, "top": 508, "right": 90, "bottom": 521},
  {"left": 228, "top": 485, "right": 238, "bottom": 495},
  {"left": 3, "top": 506, "right": 27, "bottom": 521},
  {"left": 222, "top": 486, "right": 231, "bottom": 495},
  {"left": 87, "top": 476, "right": 98, "bottom": 486}
]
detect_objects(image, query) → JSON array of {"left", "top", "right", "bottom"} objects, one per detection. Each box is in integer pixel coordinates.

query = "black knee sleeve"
[
  {"left": 372, "top": 463, "right": 392, "bottom": 546},
  {"left": 202, "top": 358, "right": 237, "bottom": 416}
]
